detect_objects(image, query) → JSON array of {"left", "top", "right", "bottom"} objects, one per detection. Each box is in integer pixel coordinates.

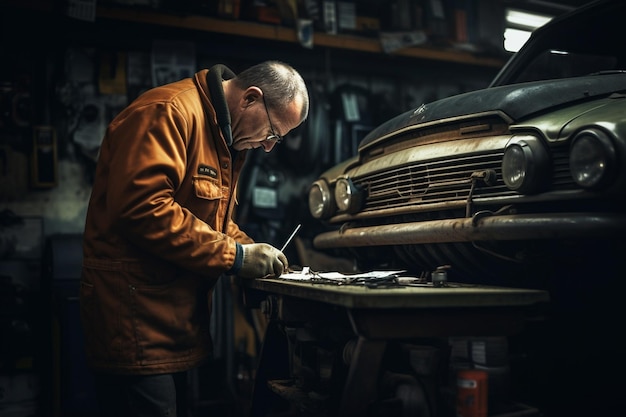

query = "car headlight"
[
  {"left": 501, "top": 137, "right": 550, "bottom": 194},
  {"left": 569, "top": 128, "right": 616, "bottom": 189},
  {"left": 308, "top": 179, "right": 334, "bottom": 219},
  {"left": 335, "top": 177, "right": 365, "bottom": 213}
]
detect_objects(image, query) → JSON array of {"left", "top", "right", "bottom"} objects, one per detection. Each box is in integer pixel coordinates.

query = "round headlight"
[
  {"left": 334, "top": 177, "right": 364, "bottom": 213},
  {"left": 308, "top": 179, "right": 334, "bottom": 219},
  {"left": 570, "top": 129, "right": 616, "bottom": 189},
  {"left": 502, "top": 145, "right": 526, "bottom": 190},
  {"left": 501, "top": 137, "right": 550, "bottom": 194}
]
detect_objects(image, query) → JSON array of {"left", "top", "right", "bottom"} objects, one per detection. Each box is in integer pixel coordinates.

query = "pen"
[{"left": 280, "top": 223, "right": 302, "bottom": 252}]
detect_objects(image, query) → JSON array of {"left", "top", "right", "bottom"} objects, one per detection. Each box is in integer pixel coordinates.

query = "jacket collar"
[{"left": 206, "top": 64, "right": 236, "bottom": 146}]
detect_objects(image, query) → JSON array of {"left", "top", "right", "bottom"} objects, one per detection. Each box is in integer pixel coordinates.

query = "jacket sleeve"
[
  {"left": 227, "top": 221, "right": 254, "bottom": 244},
  {"left": 102, "top": 99, "right": 239, "bottom": 276}
]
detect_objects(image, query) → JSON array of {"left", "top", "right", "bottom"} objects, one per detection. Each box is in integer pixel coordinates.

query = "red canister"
[{"left": 456, "top": 369, "right": 488, "bottom": 417}]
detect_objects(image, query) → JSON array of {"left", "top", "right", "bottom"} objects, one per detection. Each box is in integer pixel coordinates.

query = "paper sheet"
[{"left": 279, "top": 267, "right": 407, "bottom": 282}]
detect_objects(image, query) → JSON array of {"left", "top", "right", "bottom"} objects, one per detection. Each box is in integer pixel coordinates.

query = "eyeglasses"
[{"left": 262, "top": 93, "right": 283, "bottom": 144}]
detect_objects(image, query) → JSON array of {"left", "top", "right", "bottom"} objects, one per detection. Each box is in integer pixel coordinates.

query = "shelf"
[{"left": 95, "top": 5, "right": 505, "bottom": 68}]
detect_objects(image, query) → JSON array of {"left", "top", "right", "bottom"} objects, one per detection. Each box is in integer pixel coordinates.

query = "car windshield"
[
  {"left": 514, "top": 50, "right": 620, "bottom": 83},
  {"left": 491, "top": 1, "right": 626, "bottom": 87}
]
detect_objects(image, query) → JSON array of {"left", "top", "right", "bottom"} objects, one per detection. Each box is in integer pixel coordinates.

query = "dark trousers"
[{"left": 93, "top": 371, "right": 189, "bottom": 417}]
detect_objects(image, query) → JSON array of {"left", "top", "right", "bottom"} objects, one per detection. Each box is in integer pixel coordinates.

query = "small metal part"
[{"left": 431, "top": 265, "right": 451, "bottom": 287}]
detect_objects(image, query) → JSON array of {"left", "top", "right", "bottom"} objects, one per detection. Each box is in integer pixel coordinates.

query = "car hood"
[{"left": 360, "top": 73, "right": 626, "bottom": 151}]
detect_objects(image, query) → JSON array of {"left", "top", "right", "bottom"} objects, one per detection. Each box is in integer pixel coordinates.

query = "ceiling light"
[{"left": 506, "top": 9, "right": 553, "bottom": 30}]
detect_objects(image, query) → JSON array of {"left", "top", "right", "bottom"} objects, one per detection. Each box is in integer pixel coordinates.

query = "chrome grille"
[{"left": 354, "top": 151, "right": 510, "bottom": 211}]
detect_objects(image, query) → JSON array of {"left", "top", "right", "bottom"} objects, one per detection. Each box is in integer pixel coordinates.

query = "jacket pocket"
[
  {"left": 191, "top": 176, "right": 222, "bottom": 220},
  {"left": 128, "top": 273, "right": 207, "bottom": 364},
  {"left": 193, "top": 176, "right": 222, "bottom": 200},
  {"left": 80, "top": 268, "right": 132, "bottom": 365}
]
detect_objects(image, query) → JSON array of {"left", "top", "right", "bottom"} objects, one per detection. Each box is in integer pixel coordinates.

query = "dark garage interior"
[{"left": 1, "top": 1, "right": 622, "bottom": 417}]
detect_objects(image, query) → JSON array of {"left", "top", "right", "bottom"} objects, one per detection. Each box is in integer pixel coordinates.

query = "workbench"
[{"left": 240, "top": 277, "right": 549, "bottom": 417}]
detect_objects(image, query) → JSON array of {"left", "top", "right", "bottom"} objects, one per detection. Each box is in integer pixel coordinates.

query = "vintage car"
[{"left": 308, "top": 0, "right": 626, "bottom": 288}]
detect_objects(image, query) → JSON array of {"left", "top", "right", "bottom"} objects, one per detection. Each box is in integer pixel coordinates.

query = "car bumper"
[{"left": 313, "top": 213, "right": 626, "bottom": 249}]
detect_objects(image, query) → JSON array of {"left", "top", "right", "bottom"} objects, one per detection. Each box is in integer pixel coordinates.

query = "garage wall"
[{"left": 1, "top": 3, "right": 500, "bottom": 238}]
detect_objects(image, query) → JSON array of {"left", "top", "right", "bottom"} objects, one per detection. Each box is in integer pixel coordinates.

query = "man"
[{"left": 79, "top": 61, "right": 309, "bottom": 416}]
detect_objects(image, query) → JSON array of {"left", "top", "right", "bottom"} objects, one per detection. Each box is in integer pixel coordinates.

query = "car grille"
[{"left": 353, "top": 147, "right": 573, "bottom": 213}]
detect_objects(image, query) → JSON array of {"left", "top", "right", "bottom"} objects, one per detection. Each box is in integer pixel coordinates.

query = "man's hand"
[{"left": 239, "top": 243, "right": 288, "bottom": 278}]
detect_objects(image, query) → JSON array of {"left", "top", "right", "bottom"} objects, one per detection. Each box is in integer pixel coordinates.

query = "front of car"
[{"left": 308, "top": 0, "right": 626, "bottom": 286}]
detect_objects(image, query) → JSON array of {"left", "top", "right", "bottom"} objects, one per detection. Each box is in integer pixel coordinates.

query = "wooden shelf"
[{"left": 95, "top": 6, "right": 505, "bottom": 68}]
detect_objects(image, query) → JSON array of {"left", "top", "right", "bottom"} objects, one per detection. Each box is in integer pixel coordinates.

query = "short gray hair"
[{"left": 234, "top": 61, "right": 309, "bottom": 122}]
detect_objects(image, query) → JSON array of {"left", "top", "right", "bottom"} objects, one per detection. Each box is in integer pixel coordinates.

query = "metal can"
[
  {"left": 431, "top": 265, "right": 450, "bottom": 287},
  {"left": 456, "top": 369, "right": 488, "bottom": 417}
]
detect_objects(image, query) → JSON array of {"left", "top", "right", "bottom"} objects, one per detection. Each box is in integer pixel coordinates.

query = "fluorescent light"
[
  {"left": 504, "top": 28, "right": 532, "bottom": 52},
  {"left": 506, "top": 9, "right": 553, "bottom": 30},
  {"left": 504, "top": 8, "right": 554, "bottom": 52}
]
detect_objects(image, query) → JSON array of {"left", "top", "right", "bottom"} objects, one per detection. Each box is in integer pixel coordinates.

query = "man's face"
[{"left": 231, "top": 89, "right": 303, "bottom": 153}]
